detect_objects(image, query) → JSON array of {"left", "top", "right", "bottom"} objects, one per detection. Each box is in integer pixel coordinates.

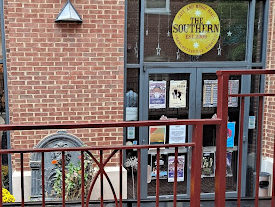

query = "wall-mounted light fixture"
[{"left": 55, "top": 0, "right": 82, "bottom": 23}]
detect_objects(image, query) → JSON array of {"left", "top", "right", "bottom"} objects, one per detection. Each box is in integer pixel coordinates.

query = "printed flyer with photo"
[
  {"left": 228, "top": 80, "right": 239, "bottom": 107},
  {"left": 203, "top": 80, "right": 239, "bottom": 107},
  {"left": 203, "top": 80, "right": 218, "bottom": 107},
  {"left": 168, "top": 155, "right": 185, "bottom": 182},
  {"left": 201, "top": 152, "right": 215, "bottom": 177},
  {"left": 169, "top": 80, "right": 187, "bottom": 108},
  {"left": 149, "top": 81, "right": 166, "bottom": 109},
  {"left": 151, "top": 155, "right": 167, "bottom": 179},
  {"left": 226, "top": 152, "right": 233, "bottom": 177}
]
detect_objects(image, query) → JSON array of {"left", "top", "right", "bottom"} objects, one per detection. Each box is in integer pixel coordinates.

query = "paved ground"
[{"left": 4, "top": 199, "right": 272, "bottom": 207}]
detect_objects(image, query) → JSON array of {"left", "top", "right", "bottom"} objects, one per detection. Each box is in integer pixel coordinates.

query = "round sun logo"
[{"left": 172, "top": 3, "right": 220, "bottom": 56}]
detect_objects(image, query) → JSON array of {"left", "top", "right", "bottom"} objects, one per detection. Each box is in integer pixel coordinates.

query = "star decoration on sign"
[
  {"left": 227, "top": 31, "right": 232, "bottom": 37},
  {"left": 195, "top": 10, "right": 201, "bottom": 16},
  {"left": 176, "top": 49, "right": 180, "bottom": 60},
  {"left": 206, "top": 20, "right": 211, "bottom": 25},
  {"left": 134, "top": 42, "right": 138, "bottom": 58},
  {"left": 258, "top": 19, "right": 261, "bottom": 30},
  {"left": 217, "top": 44, "right": 222, "bottom": 56},
  {"left": 156, "top": 43, "right": 161, "bottom": 56},
  {"left": 193, "top": 42, "right": 199, "bottom": 48}
]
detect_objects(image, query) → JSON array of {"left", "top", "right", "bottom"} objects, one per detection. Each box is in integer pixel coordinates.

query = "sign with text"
[{"left": 172, "top": 3, "right": 220, "bottom": 55}]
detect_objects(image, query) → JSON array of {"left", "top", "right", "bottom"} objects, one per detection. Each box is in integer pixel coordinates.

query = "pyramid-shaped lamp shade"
[{"left": 55, "top": 0, "right": 82, "bottom": 23}]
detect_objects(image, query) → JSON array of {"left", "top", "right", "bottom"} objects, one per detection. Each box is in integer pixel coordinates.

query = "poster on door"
[
  {"left": 228, "top": 80, "right": 239, "bottom": 107},
  {"left": 203, "top": 80, "right": 218, "bottom": 107},
  {"left": 169, "top": 80, "right": 187, "bottom": 108},
  {"left": 149, "top": 125, "right": 166, "bottom": 144},
  {"left": 149, "top": 81, "right": 166, "bottom": 109},
  {"left": 169, "top": 125, "right": 186, "bottom": 144},
  {"left": 203, "top": 80, "right": 239, "bottom": 107},
  {"left": 201, "top": 152, "right": 215, "bottom": 177},
  {"left": 226, "top": 152, "right": 233, "bottom": 177},
  {"left": 168, "top": 155, "right": 185, "bottom": 182},
  {"left": 227, "top": 122, "right": 235, "bottom": 148}
]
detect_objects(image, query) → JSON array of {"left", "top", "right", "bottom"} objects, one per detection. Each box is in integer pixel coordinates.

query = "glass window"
[
  {"left": 125, "top": 68, "right": 139, "bottom": 143},
  {"left": 253, "top": 1, "right": 265, "bottom": 63},
  {"left": 125, "top": 68, "right": 140, "bottom": 199},
  {"left": 143, "top": 0, "right": 249, "bottom": 62},
  {"left": 0, "top": 14, "right": 2, "bottom": 60},
  {"left": 127, "top": 0, "right": 140, "bottom": 64}
]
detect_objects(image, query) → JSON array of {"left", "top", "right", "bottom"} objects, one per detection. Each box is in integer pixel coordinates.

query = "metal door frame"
[
  {"left": 196, "top": 67, "right": 251, "bottom": 198},
  {"left": 139, "top": 67, "right": 196, "bottom": 199},
  {"left": 139, "top": 67, "right": 251, "bottom": 199}
]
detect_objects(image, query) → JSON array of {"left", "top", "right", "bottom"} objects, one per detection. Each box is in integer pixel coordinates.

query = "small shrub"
[{"left": 51, "top": 152, "right": 94, "bottom": 200}]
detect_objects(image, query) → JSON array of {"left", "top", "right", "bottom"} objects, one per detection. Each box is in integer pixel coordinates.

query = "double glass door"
[{"left": 140, "top": 67, "right": 249, "bottom": 198}]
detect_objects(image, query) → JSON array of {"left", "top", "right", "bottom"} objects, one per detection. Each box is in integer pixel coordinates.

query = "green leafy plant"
[
  {"left": 51, "top": 152, "right": 95, "bottom": 200},
  {"left": 2, "top": 165, "right": 9, "bottom": 189}
]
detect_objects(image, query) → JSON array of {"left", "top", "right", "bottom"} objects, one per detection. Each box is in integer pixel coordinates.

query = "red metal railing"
[
  {"left": 0, "top": 119, "right": 221, "bottom": 207},
  {"left": 216, "top": 69, "right": 275, "bottom": 207},
  {"left": 0, "top": 69, "right": 274, "bottom": 206}
]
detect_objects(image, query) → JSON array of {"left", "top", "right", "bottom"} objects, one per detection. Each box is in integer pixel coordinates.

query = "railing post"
[
  {"left": 190, "top": 124, "right": 203, "bottom": 207},
  {"left": 0, "top": 153, "right": 2, "bottom": 207},
  {"left": 173, "top": 147, "right": 178, "bottom": 207},
  {"left": 119, "top": 150, "right": 123, "bottom": 207},
  {"left": 41, "top": 152, "right": 45, "bottom": 207},
  {"left": 272, "top": 132, "right": 275, "bottom": 206},
  {"left": 62, "top": 151, "right": 66, "bottom": 207},
  {"left": 215, "top": 73, "right": 229, "bottom": 207},
  {"left": 237, "top": 97, "right": 245, "bottom": 207},
  {"left": 20, "top": 153, "right": 25, "bottom": 207},
  {"left": 156, "top": 148, "right": 160, "bottom": 207},
  {"left": 100, "top": 150, "right": 104, "bottom": 207},
  {"left": 137, "top": 149, "right": 141, "bottom": 207},
  {"left": 81, "top": 151, "right": 85, "bottom": 207},
  {"left": 255, "top": 96, "right": 264, "bottom": 207}
]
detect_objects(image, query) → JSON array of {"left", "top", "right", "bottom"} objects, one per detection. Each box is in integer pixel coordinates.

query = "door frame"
[
  {"left": 139, "top": 66, "right": 250, "bottom": 199},
  {"left": 196, "top": 67, "right": 250, "bottom": 198},
  {"left": 139, "top": 67, "right": 196, "bottom": 199}
]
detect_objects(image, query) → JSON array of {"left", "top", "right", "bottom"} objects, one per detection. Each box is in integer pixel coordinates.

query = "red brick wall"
[
  {"left": 4, "top": 0, "right": 125, "bottom": 170},
  {"left": 263, "top": 0, "right": 275, "bottom": 158}
]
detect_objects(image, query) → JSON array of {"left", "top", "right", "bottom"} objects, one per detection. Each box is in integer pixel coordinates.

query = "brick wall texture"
[
  {"left": 3, "top": 0, "right": 125, "bottom": 170},
  {"left": 263, "top": 0, "right": 275, "bottom": 158},
  {"left": 3, "top": 0, "right": 275, "bottom": 168}
]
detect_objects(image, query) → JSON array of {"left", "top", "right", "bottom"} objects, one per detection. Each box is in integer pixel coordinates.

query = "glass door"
[
  {"left": 144, "top": 68, "right": 196, "bottom": 198},
  {"left": 196, "top": 67, "right": 249, "bottom": 198},
  {"left": 139, "top": 67, "right": 249, "bottom": 198}
]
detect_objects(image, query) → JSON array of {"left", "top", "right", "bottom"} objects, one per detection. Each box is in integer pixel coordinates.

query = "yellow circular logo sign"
[{"left": 172, "top": 3, "right": 220, "bottom": 56}]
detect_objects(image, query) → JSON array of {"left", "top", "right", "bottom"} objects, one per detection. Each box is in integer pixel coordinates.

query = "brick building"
[
  {"left": 0, "top": 0, "right": 274, "bottom": 201},
  {"left": 1, "top": 0, "right": 125, "bottom": 200}
]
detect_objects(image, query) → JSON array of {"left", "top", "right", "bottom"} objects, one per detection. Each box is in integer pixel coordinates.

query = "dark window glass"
[
  {"left": 127, "top": 0, "right": 140, "bottom": 64},
  {"left": 253, "top": 1, "right": 264, "bottom": 63},
  {"left": 144, "top": 0, "right": 249, "bottom": 62}
]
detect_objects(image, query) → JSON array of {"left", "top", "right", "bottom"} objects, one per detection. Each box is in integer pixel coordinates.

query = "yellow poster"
[
  {"left": 172, "top": 3, "right": 220, "bottom": 56},
  {"left": 149, "top": 126, "right": 166, "bottom": 144}
]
